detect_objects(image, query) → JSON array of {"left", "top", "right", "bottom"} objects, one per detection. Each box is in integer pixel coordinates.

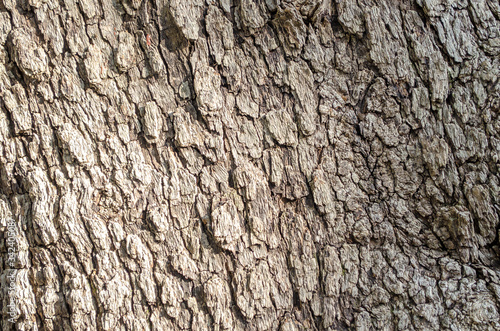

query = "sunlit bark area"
[{"left": 1, "top": 0, "right": 500, "bottom": 329}]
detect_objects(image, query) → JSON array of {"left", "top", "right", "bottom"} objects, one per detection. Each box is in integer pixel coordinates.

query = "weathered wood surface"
[{"left": 0, "top": 0, "right": 499, "bottom": 329}]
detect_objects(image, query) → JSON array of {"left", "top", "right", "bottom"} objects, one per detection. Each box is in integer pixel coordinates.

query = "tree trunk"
[{"left": 1, "top": 0, "right": 499, "bottom": 329}]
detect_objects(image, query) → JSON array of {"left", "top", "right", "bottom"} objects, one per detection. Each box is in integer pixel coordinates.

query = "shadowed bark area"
[{"left": 0, "top": 0, "right": 499, "bottom": 330}]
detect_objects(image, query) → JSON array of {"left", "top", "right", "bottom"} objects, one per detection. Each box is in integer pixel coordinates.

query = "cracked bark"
[{"left": 0, "top": 0, "right": 500, "bottom": 330}]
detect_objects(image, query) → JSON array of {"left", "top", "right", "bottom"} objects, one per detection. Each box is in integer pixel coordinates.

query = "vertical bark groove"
[{"left": 0, "top": 0, "right": 499, "bottom": 330}]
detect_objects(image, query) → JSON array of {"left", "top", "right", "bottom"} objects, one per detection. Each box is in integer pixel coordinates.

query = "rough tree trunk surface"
[{"left": 0, "top": 0, "right": 499, "bottom": 330}]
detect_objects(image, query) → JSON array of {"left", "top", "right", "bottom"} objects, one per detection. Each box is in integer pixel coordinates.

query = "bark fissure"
[{"left": 1, "top": 0, "right": 500, "bottom": 330}]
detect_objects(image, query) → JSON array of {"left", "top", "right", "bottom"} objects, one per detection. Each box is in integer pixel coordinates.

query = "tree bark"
[{"left": 1, "top": 0, "right": 500, "bottom": 330}]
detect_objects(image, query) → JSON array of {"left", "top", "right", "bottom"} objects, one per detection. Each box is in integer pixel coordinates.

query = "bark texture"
[{"left": 0, "top": 0, "right": 500, "bottom": 330}]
